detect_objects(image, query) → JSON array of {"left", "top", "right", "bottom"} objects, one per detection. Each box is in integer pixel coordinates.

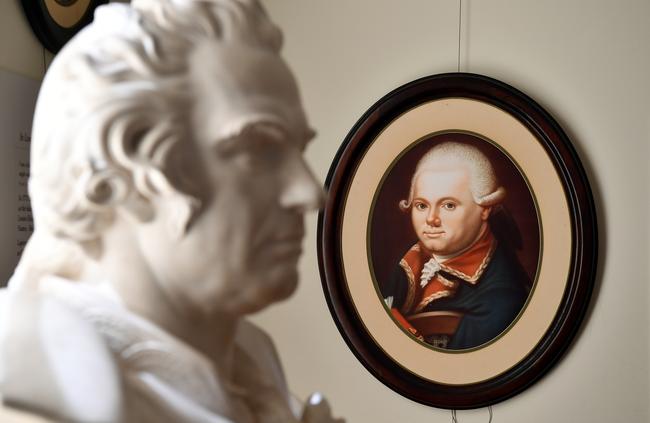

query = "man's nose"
[
  {"left": 279, "top": 156, "right": 325, "bottom": 213},
  {"left": 426, "top": 208, "right": 441, "bottom": 227}
]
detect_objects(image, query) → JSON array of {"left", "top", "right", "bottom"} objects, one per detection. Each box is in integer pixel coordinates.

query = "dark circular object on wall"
[
  {"left": 317, "top": 73, "right": 598, "bottom": 409},
  {"left": 20, "top": 0, "right": 109, "bottom": 53}
]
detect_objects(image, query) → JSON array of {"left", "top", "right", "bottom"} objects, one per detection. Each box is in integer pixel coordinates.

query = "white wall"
[{"left": 253, "top": 1, "right": 650, "bottom": 422}]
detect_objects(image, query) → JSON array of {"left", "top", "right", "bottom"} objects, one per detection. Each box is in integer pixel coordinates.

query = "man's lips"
[{"left": 423, "top": 231, "right": 445, "bottom": 238}]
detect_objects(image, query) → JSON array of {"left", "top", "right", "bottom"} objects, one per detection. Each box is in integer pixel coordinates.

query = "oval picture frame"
[
  {"left": 20, "top": 0, "right": 108, "bottom": 53},
  {"left": 317, "top": 73, "right": 597, "bottom": 409}
]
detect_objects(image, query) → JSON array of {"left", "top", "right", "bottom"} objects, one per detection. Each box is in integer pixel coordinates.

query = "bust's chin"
[{"left": 231, "top": 270, "right": 300, "bottom": 315}]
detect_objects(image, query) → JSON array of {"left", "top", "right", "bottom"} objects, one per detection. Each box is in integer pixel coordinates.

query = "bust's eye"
[
  {"left": 414, "top": 202, "right": 428, "bottom": 211},
  {"left": 232, "top": 134, "right": 285, "bottom": 172},
  {"left": 442, "top": 202, "right": 457, "bottom": 211}
]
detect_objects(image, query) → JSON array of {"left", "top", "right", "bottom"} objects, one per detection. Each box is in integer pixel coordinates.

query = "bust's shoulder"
[
  {"left": 0, "top": 288, "right": 123, "bottom": 422},
  {"left": 0, "top": 400, "right": 53, "bottom": 423}
]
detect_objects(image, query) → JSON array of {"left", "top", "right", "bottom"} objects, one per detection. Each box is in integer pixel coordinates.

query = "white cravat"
[{"left": 420, "top": 258, "right": 442, "bottom": 288}]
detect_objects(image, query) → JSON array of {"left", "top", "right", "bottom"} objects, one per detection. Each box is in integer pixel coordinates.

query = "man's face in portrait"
[
  {"left": 133, "top": 40, "right": 322, "bottom": 317},
  {"left": 411, "top": 168, "right": 490, "bottom": 256}
]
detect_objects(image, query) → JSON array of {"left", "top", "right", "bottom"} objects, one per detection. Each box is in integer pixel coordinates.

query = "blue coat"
[{"left": 381, "top": 243, "right": 530, "bottom": 350}]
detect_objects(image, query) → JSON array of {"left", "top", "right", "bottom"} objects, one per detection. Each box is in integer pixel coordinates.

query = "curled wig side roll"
[{"left": 475, "top": 186, "right": 506, "bottom": 207}]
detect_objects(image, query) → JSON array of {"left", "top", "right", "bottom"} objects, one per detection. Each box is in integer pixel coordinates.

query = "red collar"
[
  {"left": 436, "top": 229, "right": 496, "bottom": 284},
  {"left": 398, "top": 230, "right": 496, "bottom": 314}
]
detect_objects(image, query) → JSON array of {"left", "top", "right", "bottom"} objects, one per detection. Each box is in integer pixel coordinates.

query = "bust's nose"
[{"left": 280, "top": 154, "right": 325, "bottom": 213}]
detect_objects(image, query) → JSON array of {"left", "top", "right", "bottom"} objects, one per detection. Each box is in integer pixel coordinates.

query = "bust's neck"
[{"left": 76, "top": 223, "right": 241, "bottom": 377}]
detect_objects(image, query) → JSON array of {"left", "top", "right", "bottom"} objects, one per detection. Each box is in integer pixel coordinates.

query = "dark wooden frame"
[
  {"left": 20, "top": 0, "right": 108, "bottom": 54},
  {"left": 317, "top": 73, "right": 597, "bottom": 409}
]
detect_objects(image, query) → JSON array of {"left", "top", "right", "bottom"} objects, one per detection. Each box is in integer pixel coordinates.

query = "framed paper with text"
[{"left": 317, "top": 73, "right": 597, "bottom": 409}]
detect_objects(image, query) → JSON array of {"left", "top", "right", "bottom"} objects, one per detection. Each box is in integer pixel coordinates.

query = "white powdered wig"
[{"left": 399, "top": 141, "right": 506, "bottom": 211}]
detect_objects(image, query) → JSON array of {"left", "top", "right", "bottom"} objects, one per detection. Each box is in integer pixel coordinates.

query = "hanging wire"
[
  {"left": 456, "top": 0, "right": 461, "bottom": 71},
  {"left": 450, "top": 406, "right": 494, "bottom": 422},
  {"left": 452, "top": 1, "right": 497, "bottom": 421}
]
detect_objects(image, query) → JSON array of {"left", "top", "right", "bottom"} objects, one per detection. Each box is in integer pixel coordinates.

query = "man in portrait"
[
  {"left": 0, "top": 1, "right": 341, "bottom": 422},
  {"left": 380, "top": 141, "right": 530, "bottom": 350}
]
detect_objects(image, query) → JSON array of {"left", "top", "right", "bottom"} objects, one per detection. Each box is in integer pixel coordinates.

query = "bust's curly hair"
[{"left": 30, "top": 0, "right": 282, "bottom": 243}]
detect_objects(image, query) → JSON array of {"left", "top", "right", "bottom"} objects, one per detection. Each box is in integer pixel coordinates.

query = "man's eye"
[
  {"left": 414, "top": 202, "right": 427, "bottom": 211},
  {"left": 442, "top": 202, "right": 456, "bottom": 211}
]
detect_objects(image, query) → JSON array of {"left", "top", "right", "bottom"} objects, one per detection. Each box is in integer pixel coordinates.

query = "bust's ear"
[
  {"left": 119, "top": 192, "right": 155, "bottom": 224},
  {"left": 481, "top": 206, "right": 492, "bottom": 221},
  {"left": 119, "top": 189, "right": 200, "bottom": 241},
  {"left": 161, "top": 192, "right": 201, "bottom": 241}
]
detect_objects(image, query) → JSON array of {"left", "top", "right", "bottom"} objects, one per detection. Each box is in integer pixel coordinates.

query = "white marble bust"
[{"left": 0, "top": 1, "right": 341, "bottom": 422}]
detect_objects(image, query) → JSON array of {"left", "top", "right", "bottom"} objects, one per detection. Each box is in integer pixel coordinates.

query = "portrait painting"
[
  {"left": 318, "top": 73, "right": 597, "bottom": 408},
  {"left": 369, "top": 132, "right": 540, "bottom": 351}
]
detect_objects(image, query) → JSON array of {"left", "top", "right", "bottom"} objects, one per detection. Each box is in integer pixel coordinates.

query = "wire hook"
[
  {"left": 450, "top": 406, "right": 493, "bottom": 422},
  {"left": 457, "top": 0, "right": 462, "bottom": 72}
]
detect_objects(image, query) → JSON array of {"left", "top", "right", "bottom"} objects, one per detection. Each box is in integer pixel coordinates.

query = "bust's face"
[
  {"left": 134, "top": 40, "right": 322, "bottom": 316},
  {"left": 411, "top": 168, "right": 489, "bottom": 257}
]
